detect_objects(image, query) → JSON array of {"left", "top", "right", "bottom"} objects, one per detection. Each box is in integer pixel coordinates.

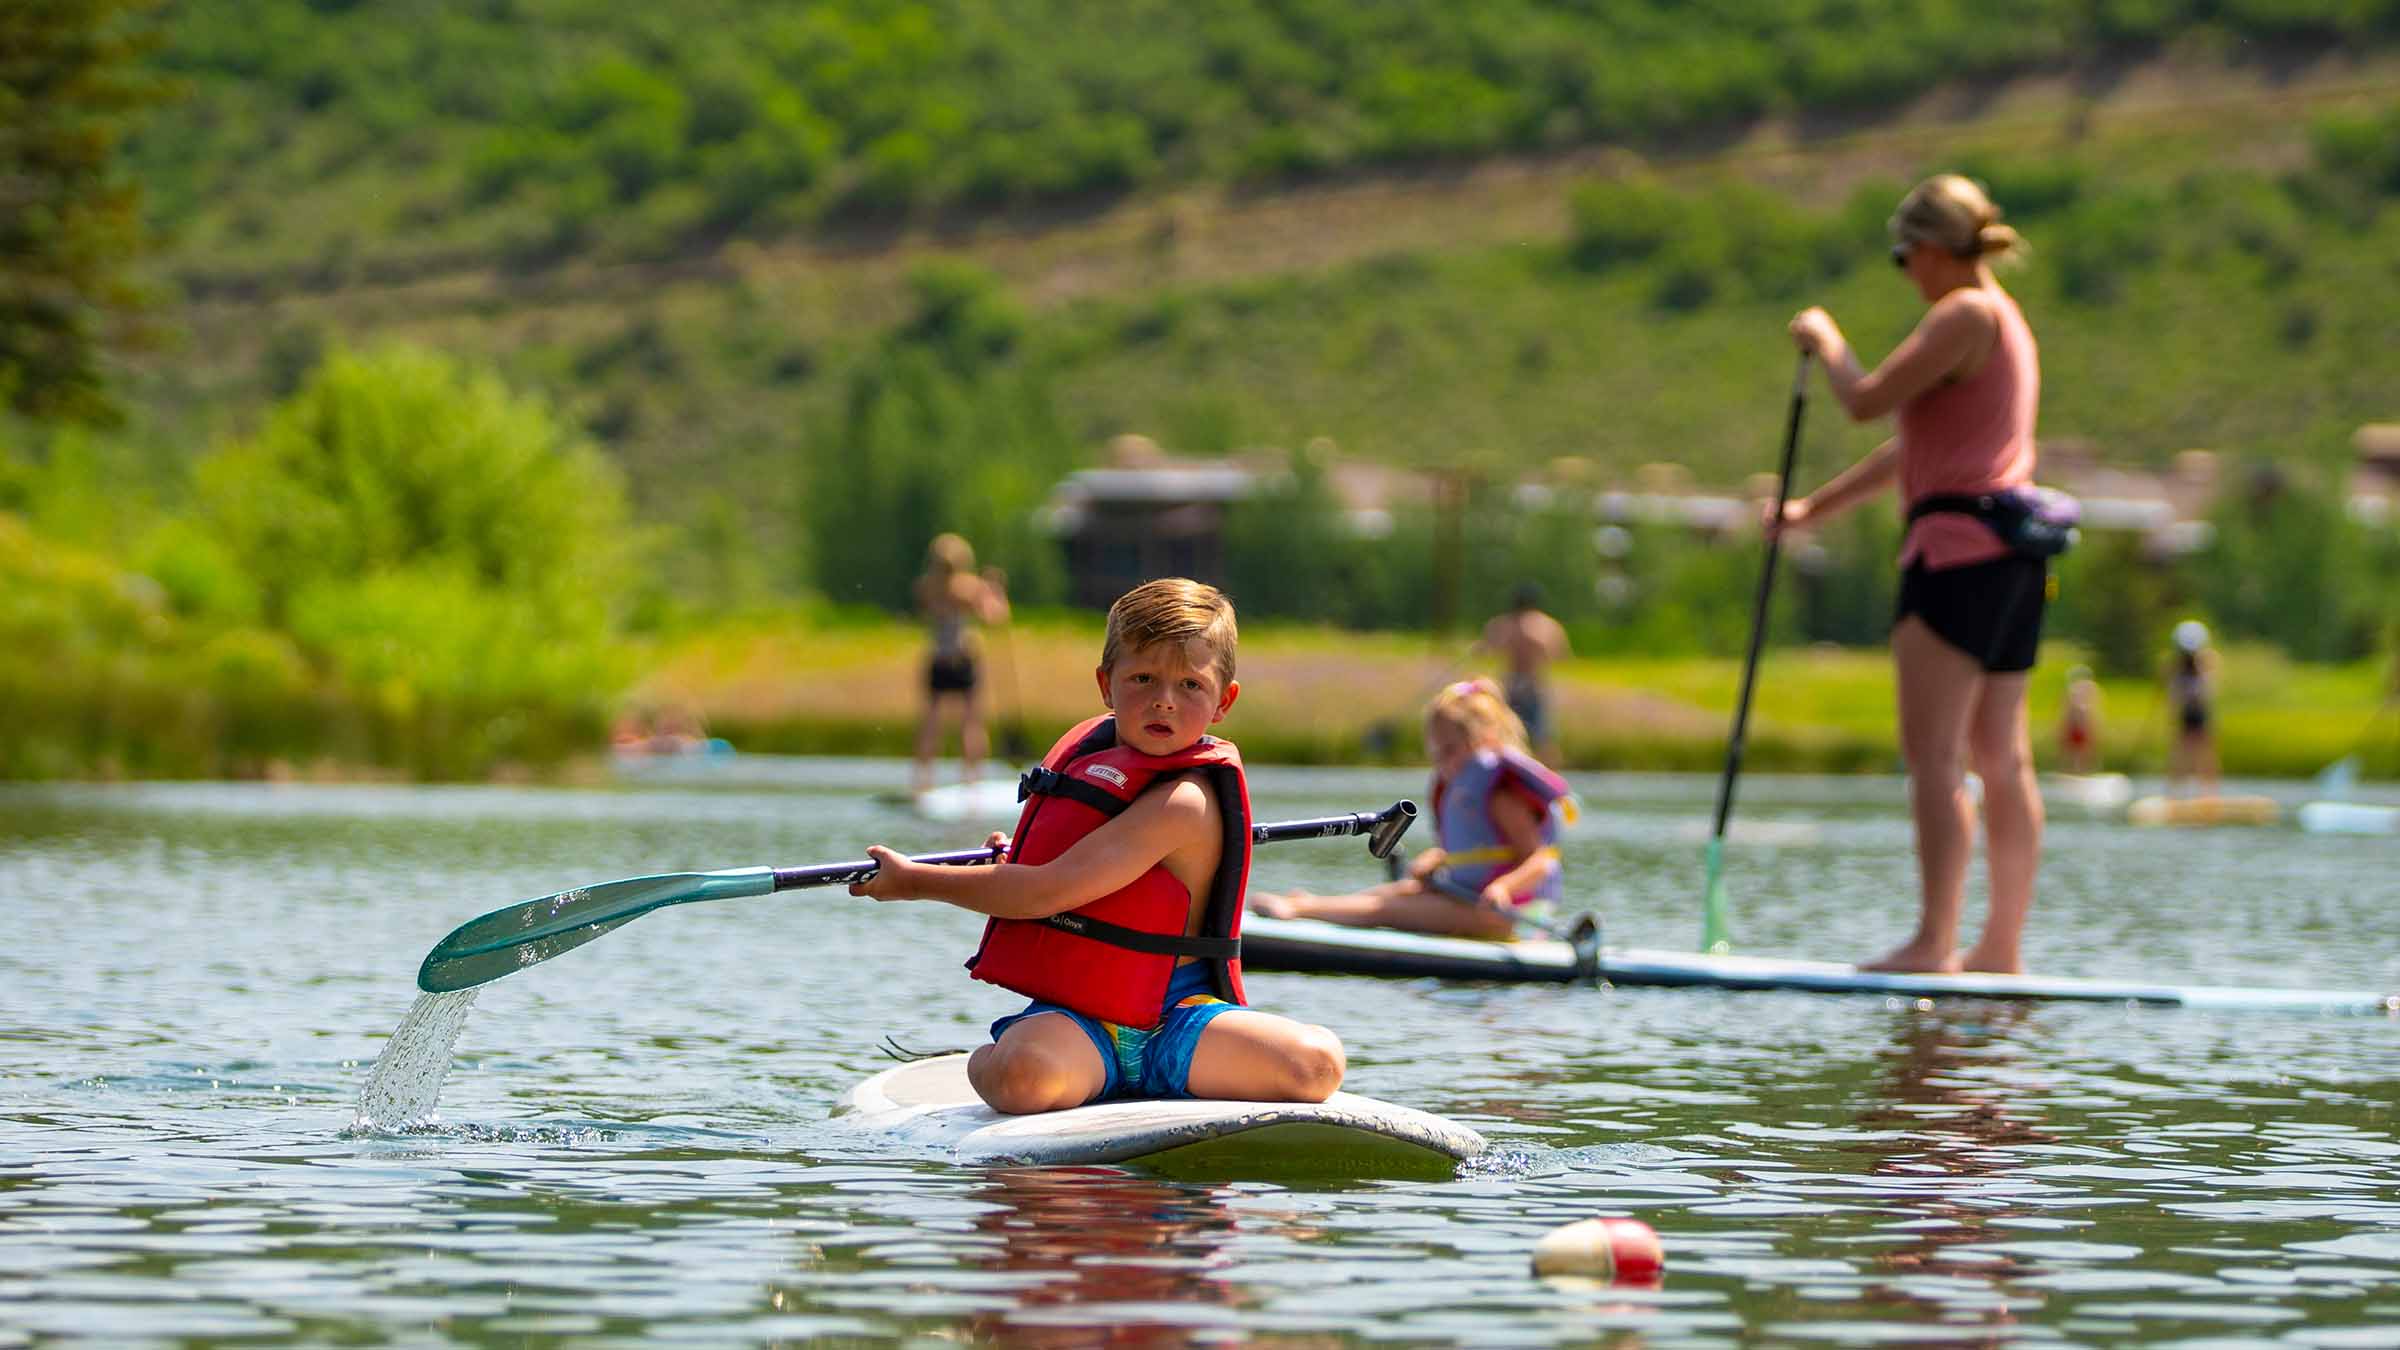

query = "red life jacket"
[{"left": 966, "top": 715, "right": 1251, "bottom": 1028}]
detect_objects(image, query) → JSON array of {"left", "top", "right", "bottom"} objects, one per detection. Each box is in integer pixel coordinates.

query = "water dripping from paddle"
[{"left": 346, "top": 988, "right": 479, "bottom": 1135}]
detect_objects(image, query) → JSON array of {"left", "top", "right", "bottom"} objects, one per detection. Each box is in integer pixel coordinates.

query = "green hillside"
[{"left": 139, "top": 0, "right": 2400, "bottom": 281}]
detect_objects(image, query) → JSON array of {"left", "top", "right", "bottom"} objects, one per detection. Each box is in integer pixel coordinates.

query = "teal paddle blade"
[
  {"left": 417, "top": 868, "right": 777, "bottom": 992},
  {"left": 1700, "top": 837, "right": 1733, "bottom": 954}
]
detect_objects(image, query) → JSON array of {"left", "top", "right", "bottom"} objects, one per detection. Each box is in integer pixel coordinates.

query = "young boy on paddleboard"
[{"left": 850, "top": 578, "right": 1345, "bottom": 1115}]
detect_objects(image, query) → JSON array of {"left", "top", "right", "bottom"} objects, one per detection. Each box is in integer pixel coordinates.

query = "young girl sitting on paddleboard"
[
  {"left": 849, "top": 578, "right": 1345, "bottom": 1115},
  {"left": 1252, "top": 678, "right": 1577, "bottom": 940}
]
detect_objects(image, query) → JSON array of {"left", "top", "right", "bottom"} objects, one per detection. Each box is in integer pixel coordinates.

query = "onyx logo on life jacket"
[{"left": 968, "top": 715, "right": 1252, "bottom": 1029}]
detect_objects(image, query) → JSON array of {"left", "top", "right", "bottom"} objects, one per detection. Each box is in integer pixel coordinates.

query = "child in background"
[
  {"left": 851, "top": 578, "right": 1345, "bottom": 1115},
  {"left": 2057, "top": 665, "right": 2101, "bottom": 775},
  {"left": 2165, "top": 620, "right": 2221, "bottom": 797},
  {"left": 1251, "top": 678, "right": 1577, "bottom": 940}
]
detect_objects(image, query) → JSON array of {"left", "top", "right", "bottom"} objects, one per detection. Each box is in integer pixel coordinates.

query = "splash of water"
[{"left": 348, "top": 988, "right": 479, "bottom": 1135}]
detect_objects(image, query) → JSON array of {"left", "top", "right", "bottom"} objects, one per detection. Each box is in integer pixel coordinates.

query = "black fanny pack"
[{"left": 1908, "top": 486, "right": 2081, "bottom": 559}]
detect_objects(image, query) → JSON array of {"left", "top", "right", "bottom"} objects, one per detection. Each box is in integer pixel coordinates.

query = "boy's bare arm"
[{"left": 850, "top": 779, "right": 1216, "bottom": 919}]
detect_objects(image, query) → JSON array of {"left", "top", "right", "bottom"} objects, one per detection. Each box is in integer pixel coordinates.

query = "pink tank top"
[{"left": 1895, "top": 287, "right": 2039, "bottom": 570}]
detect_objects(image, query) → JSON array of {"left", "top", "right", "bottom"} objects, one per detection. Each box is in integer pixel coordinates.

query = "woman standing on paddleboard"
[
  {"left": 1769, "top": 174, "right": 2045, "bottom": 975},
  {"left": 912, "top": 533, "right": 1012, "bottom": 798}
]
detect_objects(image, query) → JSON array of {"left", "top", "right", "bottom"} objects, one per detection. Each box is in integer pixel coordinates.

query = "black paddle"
[
  {"left": 416, "top": 801, "right": 1420, "bottom": 993},
  {"left": 1702, "top": 351, "right": 1810, "bottom": 954}
]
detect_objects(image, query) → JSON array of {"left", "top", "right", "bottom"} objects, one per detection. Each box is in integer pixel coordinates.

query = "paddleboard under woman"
[{"left": 1769, "top": 174, "right": 2044, "bottom": 975}]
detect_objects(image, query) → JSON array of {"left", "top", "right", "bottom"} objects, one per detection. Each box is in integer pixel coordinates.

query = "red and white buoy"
[{"left": 1531, "top": 1217, "right": 1664, "bottom": 1284}]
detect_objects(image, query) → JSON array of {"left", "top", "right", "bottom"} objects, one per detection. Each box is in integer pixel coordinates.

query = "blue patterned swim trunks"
[{"left": 988, "top": 962, "right": 1239, "bottom": 1102}]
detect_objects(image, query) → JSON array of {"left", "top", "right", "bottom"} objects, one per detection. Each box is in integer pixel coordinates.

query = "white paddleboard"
[
  {"left": 2043, "top": 772, "right": 2132, "bottom": 811},
  {"left": 833, "top": 1053, "right": 1484, "bottom": 1176},
  {"left": 2298, "top": 800, "right": 2400, "bottom": 835},
  {"left": 878, "top": 778, "right": 1026, "bottom": 823},
  {"left": 1238, "top": 916, "right": 2400, "bottom": 1013}
]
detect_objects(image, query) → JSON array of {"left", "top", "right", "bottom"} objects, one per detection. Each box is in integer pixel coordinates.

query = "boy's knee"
[
  {"left": 1281, "top": 1025, "right": 1346, "bottom": 1102},
  {"left": 972, "top": 1039, "right": 1091, "bottom": 1115}
]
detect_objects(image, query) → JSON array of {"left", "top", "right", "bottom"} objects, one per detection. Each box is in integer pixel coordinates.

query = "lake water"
[{"left": 3, "top": 763, "right": 2396, "bottom": 1346}]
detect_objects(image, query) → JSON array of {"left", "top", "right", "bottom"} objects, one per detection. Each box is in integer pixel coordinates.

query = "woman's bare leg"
[
  {"left": 1963, "top": 672, "right": 2040, "bottom": 974},
  {"left": 1870, "top": 617, "right": 1984, "bottom": 973}
]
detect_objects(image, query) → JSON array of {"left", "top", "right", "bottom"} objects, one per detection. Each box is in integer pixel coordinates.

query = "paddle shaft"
[
  {"left": 418, "top": 799, "right": 1423, "bottom": 992},
  {"left": 768, "top": 805, "right": 1420, "bottom": 891},
  {"left": 1709, "top": 352, "right": 1810, "bottom": 840}
]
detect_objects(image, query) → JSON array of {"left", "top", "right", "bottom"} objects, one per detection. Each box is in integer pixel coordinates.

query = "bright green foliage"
[
  {"left": 0, "top": 343, "right": 642, "bottom": 778},
  {"left": 0, "top": 0, "right": 173, "bottom": 421},
  {"left": 134, "top": 0, "right": 2400, "bottom": 268},
  {"left": 197, "top": 344, "right": 634, "bottom": 634}
]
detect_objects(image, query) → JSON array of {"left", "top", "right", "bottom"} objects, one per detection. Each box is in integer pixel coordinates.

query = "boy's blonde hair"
[
  {"left": 1101, "top": 578, "right": 1238, "bottom": 686},
  {"left": 1426, "top": 677, "right": 1528, "bottom": 752},
  {"left": 1890, "top": 173, "right": 2026, "bottom": 266}
]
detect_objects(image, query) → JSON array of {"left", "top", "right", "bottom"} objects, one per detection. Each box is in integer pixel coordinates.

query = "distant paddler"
[
  {"left": 911, "top": 533, "right": 1012, "bottom": 799},
  {"left": 2163, "top": 620, "right": 2221, "bottom": 798},
  {"left": 1473, "top": 583, "right": 1572, "bottom": 769},
  {"left": 1768, "top": 173, "right": 2048, "bottom": 976}
]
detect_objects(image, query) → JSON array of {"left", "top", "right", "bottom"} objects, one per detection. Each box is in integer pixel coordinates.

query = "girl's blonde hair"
[
  {"left": 1890, "top": 174, "right": 2025, "bottom": 266},
  {"left": 1426, "top": 678, "right": 1528, "bottom": 752}
]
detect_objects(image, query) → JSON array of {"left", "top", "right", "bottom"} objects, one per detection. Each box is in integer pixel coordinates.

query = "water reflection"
[
  {"left": 1853, "top": 1005, "right": 2047, "bottom": 1341},
  {"left": 955, "top": 1168, "right": 1248, "bottom": 1347}
]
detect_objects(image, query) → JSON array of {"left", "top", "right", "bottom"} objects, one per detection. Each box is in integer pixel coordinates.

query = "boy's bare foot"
[
  {"left": 1954, "top": 946, "right": 2023, "bottom": 975},
  {"left": 1858, "top": 940, "right": 1961, "bottom": 974}
]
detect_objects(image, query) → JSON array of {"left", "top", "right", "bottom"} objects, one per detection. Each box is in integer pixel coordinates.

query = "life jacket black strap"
[
  {"left": 1035, "top": 911, "right": 1240, "bottom": 960},
  {"left": 1017, "top": 766, "right": 1131, "bottom": 817}
]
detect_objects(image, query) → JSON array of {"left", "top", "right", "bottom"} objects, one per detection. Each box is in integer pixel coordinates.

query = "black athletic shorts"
[
  {"left": 927, "top": 652, "right": 979, "bottom": 695},
  {"left": 1894, "top": 554, "right": 2047, "bottom": 673}
]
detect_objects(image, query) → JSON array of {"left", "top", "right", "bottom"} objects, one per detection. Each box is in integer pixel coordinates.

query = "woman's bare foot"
[
  {"left": 1954, "top": 945, "right": 2023, "bottom": 975},
  {"left": 1858, "top": 939, "right": 1962, "bottom": 974}
]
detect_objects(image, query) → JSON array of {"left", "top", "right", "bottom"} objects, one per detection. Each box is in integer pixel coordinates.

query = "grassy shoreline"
[{"left": 635, "top": 616, "right": 2396, "bottom": 782}]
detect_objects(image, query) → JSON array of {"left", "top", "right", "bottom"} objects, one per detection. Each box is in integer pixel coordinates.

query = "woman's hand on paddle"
[
  {"left": 1763, "top": 496, "right": 1812, "bottom": 539},
  {"left": 1405, "top": 847, "right": 1447, "bottom": 881},
  {"left": 1789, "top": 306, "right": 1842, "bottom": 358},
  {"left": 1475, "top": 880, "right": 1515, "bottom": 913},
  {"left": 983, "top": 830, "right": 1010, "bottom": 853}
]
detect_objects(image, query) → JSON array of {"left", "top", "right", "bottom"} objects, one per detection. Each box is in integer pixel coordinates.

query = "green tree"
[
  {"left": 195, "top": 344, "right": 635, "bottom": 635},
  {"left": 0, "top": 0, "right": 172, "bottom": 421}
]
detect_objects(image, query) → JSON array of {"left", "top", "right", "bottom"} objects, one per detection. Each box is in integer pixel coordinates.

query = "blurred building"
[
  {"left": 1038, "top": 435, "right": 1435, "bottom": 608},
  {"left": 1038, "top": 429, "right": 2394, "bottom": 609}
]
